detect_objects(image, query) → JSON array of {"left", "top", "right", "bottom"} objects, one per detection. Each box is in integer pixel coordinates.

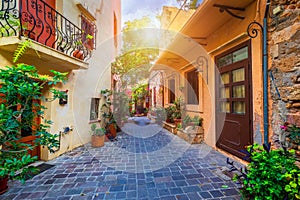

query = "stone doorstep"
[
  {"left": 162, "top": 121, "right": 177, "bottom": 134},
  {"left": 177, "top": 126, "right": 204, "bottom": 144}
]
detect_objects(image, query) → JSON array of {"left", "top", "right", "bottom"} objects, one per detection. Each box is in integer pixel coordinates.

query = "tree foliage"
[
  {"left": 0, "top": 64, "right": 67, "bottom": 183},
  {"left": 176, "top": 0, "right": 200, "bottom": 9},
  {"left": 112, "top": 16, "right": 159, "bottom": 89}
]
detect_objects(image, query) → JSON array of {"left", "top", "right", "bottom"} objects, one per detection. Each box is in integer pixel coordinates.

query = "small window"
[
  {"left": 90, "top": 98, "right": 100, "bottom": 121},
  {"left": 217, "top": 46, "right": 248, "bottom": 68},
  {"left": 186, "top": 70, "right": 199, "bottom": 105},
  {"left": 168, "top": 79, "right": 175, "bottom": 104},
  {"left": 114, "top": 13, "right": 118, "bottom": 47},
  {"left": 81, "top": 15, "right": 96, "bottom": 50}
]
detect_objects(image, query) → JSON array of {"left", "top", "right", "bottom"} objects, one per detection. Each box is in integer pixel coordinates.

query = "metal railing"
[{"left": 0, "top": 0, "right": 94, "bottom": 60}]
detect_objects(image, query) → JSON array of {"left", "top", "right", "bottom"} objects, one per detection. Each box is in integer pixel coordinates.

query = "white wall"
[{"left": 41, "top": 0, "right": 121, "bottom": 160}]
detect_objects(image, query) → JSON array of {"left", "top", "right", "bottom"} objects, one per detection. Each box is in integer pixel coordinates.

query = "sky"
[{"left": 121, "top": 0, "right": 180, "bottom": 28}]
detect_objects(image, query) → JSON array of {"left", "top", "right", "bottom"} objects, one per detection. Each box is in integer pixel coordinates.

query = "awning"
[{"left": 152, "top": 0, "right": 256, "bottom": 71}]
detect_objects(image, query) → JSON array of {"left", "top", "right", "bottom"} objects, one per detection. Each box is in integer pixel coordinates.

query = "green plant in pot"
[
  {"left": 172, "top": 96, "right": 185, "bottom": 125},
  {"left": 192, "top": 116, "right": 203, "bottom": 126},
  {"left": 182, "top": 115, "right": 192, "bottom": 128},
  {"left": 0, "top": 64, "right": 67, "bottom": 193},
  {"left": 90, "top": 124, "right": 106, "bottom": 148},
  {"left": 72, "top": 34, "right": 93, "bottom": 60},
  {"left": 165, "top": 105, "right": 175, "bottom": 123}
]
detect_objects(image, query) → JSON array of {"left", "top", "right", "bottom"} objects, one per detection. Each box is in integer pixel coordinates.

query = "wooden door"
[
  {"left": 216, "top": 41, "right": 253, "bottom": 158},
  {"left": 168, "top": 79, "right": 175, "bottom": 104},
  {"left": 20, "top": 99, "right": 41, "bottom": 159}
]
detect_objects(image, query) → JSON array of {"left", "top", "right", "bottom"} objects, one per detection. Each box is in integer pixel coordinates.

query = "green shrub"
[
  {"left": 227, "top": 143, "right": 300, "bottom": 199},
  {"left": 0, "top": 64, "right": 67, "bottom": 183}
]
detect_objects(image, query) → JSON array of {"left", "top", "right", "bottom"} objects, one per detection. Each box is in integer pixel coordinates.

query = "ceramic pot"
[
  {"left": 72, "top": 49, "right": 84, "bottom": 60},
  {"left": 91, "top": 135, "right": 105, "bottom": 148}
]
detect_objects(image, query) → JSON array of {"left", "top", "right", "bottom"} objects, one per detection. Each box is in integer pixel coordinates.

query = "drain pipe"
[
  {"left": 262, "top": 1, "right": 270, "bottom": 145},
  {"left": 247, "top": 0, "right": 270, "bottom": 145}
]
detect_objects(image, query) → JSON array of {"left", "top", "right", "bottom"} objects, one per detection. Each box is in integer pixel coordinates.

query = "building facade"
[
  {"left": 0, "top": 0, "right": 121, "bottom": 160},
  {"left": 151, "top": 0, "right": 279, "bottom": 159}
]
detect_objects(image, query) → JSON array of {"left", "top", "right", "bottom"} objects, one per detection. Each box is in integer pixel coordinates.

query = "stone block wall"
[{"left": 269, "top": 0, "right": 300, "bottom": 144}]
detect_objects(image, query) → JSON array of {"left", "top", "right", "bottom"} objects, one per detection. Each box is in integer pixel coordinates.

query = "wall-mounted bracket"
[
  {"left": 213, "top": 4, "right": 245, "bottom": 20},
  {"left": 196, "top": 56, "right": 208, "bottom": 85}
]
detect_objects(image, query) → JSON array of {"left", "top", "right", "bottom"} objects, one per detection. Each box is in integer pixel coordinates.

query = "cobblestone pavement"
[{"left": 1, "top": 123, "right": 242, "bottom": 200}]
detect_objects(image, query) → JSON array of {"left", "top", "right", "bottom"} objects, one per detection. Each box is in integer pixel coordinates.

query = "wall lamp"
[
  {"left": 59, "top": 90, "right": 68, "bottom": 105},
  {"left": 196, "top": 56, "right": 208, "bottom": 85}
]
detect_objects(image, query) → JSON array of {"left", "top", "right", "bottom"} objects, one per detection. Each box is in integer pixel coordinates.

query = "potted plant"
[
  {"left": 182, "top": 114, "right": 192, "bottom": 128},
  {"left": 172, "top": 111, "right": 182, "bottom": 127},
  {"left": 0, "top": 64, "right": 67, "bottom": 193},
  {"left": 90, "top": 124, "right": 106, "bottom": 148},
  {"left": 165, "top": 105, "right": 175, "bottom": 123},
  {"left": 72, "top": 34, "right": 93, "bottom": 60},
  {"left": 191, "top": 116, "right": 203, "bottom": 126},
  {"left": 172, "top": 96, "right": 185, "bottom": 126}
]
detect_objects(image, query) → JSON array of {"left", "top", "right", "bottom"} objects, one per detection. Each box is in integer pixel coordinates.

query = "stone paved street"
[{"left": 1, "top": 123, "right": 242, "bottom": 199}]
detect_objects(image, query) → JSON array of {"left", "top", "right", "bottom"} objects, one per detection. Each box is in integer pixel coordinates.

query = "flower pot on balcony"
[
  {"left": 174, "top": 118, "right": 182, "bottom": 127},
  {"left": 72, "top": 49, "right": 84, "bottom": 60},
  {"left": 0, "top": 176, "right": 8, "bottom": 195}
]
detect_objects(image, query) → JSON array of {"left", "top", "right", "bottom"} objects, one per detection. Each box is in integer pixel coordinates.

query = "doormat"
[{"left": 24, "top": 163, "right": 55, "bottom": 180}]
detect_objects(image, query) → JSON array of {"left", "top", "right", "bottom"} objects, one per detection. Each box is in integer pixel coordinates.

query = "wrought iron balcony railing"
[{"left": 0, "top": 0, "right": 96, "bottom": 61}]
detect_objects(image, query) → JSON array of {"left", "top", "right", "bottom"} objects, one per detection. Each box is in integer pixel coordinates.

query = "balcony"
[{"left": 0, "top": 0, "right": 96, "bottom": 74}]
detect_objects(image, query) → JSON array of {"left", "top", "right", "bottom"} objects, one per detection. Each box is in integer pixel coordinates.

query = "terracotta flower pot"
[
  {"left": 72, "top": 49, "right": 84, "bottom": 60},
  {"left": 0, "top": 176, "right": 8, "bottom": 195},
  {"left": 109, "top": 124, "right": 117, "bottom": 138},
  {"left": 91, "top": 135, "right": 105, "bottom": 148},
  {"left": 174, "top": 118, "right": 182, "bottom": 127}
]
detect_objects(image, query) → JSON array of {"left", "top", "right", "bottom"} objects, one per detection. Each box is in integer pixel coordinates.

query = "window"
[
  {"left": 114, "top": 13, "right": 118, "bottom": 47},
  {"left": 217, "top": 46, "right": 248, "bottom": 68},
  {"left": 81, "top": 14, "right": 96, "bottom": 50},
  {"left": 168, "top": 79, "right": 175, "bottom": 103},
  {"left": 186, "top": 70, "right": 199, "bottom": 105},
  {"left": 90, "top": 98, "right": 100, "bottom": 121}
]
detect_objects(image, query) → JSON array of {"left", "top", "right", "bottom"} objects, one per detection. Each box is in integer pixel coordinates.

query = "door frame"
[{"left": 214, "top": 40, "right": 253, "bottom": 157}]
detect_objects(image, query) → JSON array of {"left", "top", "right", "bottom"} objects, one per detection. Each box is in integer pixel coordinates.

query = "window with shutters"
[
  {"left": 168, "top": 79, "right": 175, "bottom": 104},
  {"left": 90, "top": 98, "right": 100, "bottom": 121},
  {"left": 81, "top": 14, "right": 96, "bottom": 50},
  {"left": 186, "top": 69, "right": 199, "bottom": 105}
]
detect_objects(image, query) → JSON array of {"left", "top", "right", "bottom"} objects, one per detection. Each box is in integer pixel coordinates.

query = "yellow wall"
[
  {"left": 205, "top": 1, "right": 265, "bottom": 145},
  {"left": 157, "top": 0, "right": 266, "bottom": 148}
]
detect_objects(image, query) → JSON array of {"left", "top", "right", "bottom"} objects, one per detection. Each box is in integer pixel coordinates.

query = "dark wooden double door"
[{"left": 216, "top": 41, "right": 253, "bottom": 158}]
